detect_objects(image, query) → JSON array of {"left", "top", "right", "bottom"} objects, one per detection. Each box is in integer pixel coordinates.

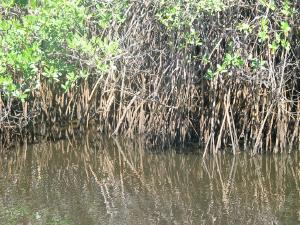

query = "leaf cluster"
[{"left": 0, "top": 0, "right": 125, "bottom": 100}]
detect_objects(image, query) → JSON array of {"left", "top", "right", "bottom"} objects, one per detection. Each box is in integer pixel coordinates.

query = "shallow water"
[{"left": 0, "top": 135, "right": 299, "bottom": 225}]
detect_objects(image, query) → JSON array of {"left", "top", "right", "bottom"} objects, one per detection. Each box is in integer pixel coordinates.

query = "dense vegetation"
[{"left": 0, "top": 0, "right": 299, "bottom": 154}]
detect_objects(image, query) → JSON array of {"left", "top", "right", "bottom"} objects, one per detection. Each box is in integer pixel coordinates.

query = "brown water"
[{"left": 0, "top": 135, "right": 299, "bottom": 225}]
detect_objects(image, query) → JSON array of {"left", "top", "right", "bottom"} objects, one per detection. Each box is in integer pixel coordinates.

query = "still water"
[{"left": 0, "top": 135, "right": 299, "bottom": 225}]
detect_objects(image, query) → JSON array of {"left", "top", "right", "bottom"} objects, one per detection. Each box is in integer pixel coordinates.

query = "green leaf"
[
  {"left": 237, "top": 22, "right": 252, "bottom": 34},
  {"left": 269, "top": 41, "right": 279, "bottom": 54},
  {"left": 14, "top": 0, "right": 28, "bottom": 7},
  {"left": 280, "top": 21, "right": 291, "bottom": 37},
  {"left": 281, "top": 38, "right": 290, "bottom": 50},
  {"left": 0, "top": 66, "right": 6, "bottom": 74},
  {"left": 258, "top": 31, "right": 268, "bottom": 42},
  {"left": 281, "top": 1, "right": 292, "bottom": 16}
]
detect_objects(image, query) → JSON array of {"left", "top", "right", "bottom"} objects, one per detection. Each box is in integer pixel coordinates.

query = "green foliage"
[
  {"left": 0, "top": 75, "right": 28, "bottom": 101},
  {"left": 237, "top": 22, "right": 252, "bottom": 34},
  {"left": 258, "top": 17, "right": 269, "bottom": 42},
  {"left": 156, "top": 0, "right": 226, "bottom": 47},
  {"left": 205, "top": 53, "right": 245, "bottom": 79},
  {"left": 280, "top": 21, "right": 291, "bottom": 37},
  {"left": 0, "top": 0, "right": 125, "bottom": 99},
  {"left": 205, "top": 0, "right": 298, "bottom": 80}
]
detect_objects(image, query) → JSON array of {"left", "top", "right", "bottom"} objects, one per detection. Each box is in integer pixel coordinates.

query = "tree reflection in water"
[{"left": 0, "top": 134, "right": 299, "bottom": 225}]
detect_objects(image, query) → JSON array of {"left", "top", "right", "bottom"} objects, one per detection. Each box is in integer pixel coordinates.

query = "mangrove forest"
[
  {"left": 0, "top": 0, "right": 299, "bottom": 154},
  {"left": 1, "top": 1, "right": 300, "bottom": 225}
]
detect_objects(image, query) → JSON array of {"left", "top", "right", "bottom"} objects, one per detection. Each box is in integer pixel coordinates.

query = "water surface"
[{"left": 0, "top": 135, "right": 299, "bottom": 225}]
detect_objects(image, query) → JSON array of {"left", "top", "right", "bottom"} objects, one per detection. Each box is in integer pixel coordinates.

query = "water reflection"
[{"left": 0, "top": 135, "right": 299, "bottom": 225}]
